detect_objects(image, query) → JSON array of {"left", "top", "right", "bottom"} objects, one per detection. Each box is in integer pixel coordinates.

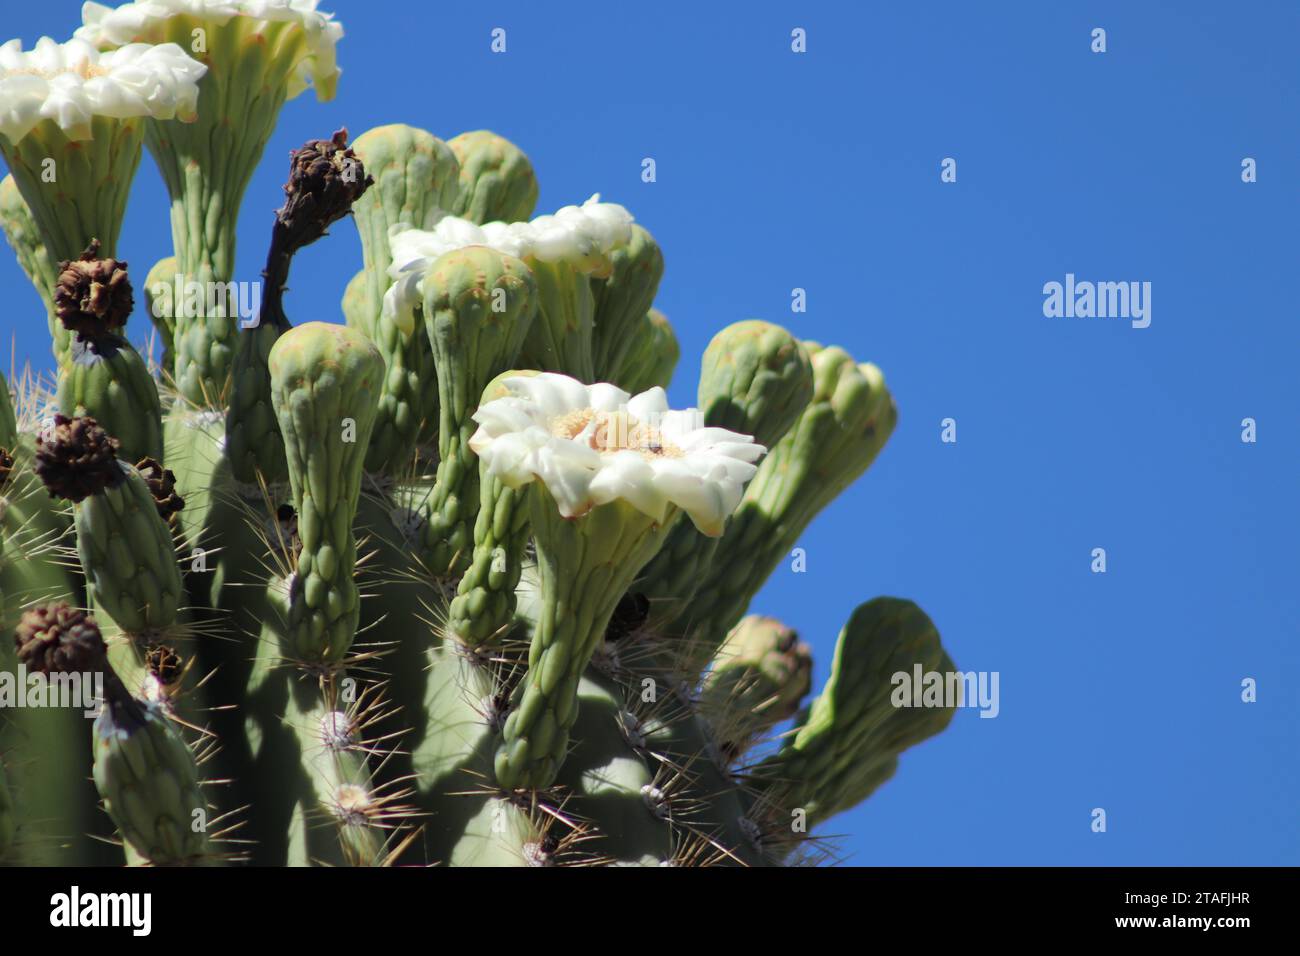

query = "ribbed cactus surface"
[{"left": 0, "top": 2, "right": 958, "bottom": 868}]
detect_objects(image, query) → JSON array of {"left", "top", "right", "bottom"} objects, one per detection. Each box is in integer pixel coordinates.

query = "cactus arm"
[
  {"left": 447, "top": 130, "right": 539, "bottom": 225},
  {"left": 235, "top": 594, "right": 309, "bottom": 863},
  {"left": 643, "top": 696, "right": 767, "bottom": 866},
  {"left": 0, "top": 403, "right": 83, "bottom": 617},
  {"left": 417, "top": 248, "right": 538, "bottom": 579},
  {"left": 547, "top": 640, "right": 765, "bottom": 865},
  {"left": 160, "top": 404, "right": 226, "bottom": 558},
  {"left": 0, "top": 675, "right": 111, "bottom": 865},
  {"left": 143, "top": 24, "right": 287, "bottom": 407},
  {"left": 518, "top": 259, "right": 597, "bottom": 382},
  {"left": 411, "top": 644, "right": 500, "bottom": 795},
  {"left": 696, "top": 321, "right": 816, "bottom": 449},
  {"left": 0, "top": 176, "right": 65, "bottom": 365},
  {"left": 442, "top": 470, "right": 530, "bottom": 647},
  {"left": 33, "top": 416, "right": 180, "bottom": 636},
  {"left": 93, "top": 695, "right": 215, "bottom": 865},
  {"left": 590, "top": 225, "right": 664, "bottom": 381},
  {"left": 748, "top": 599, "right": 956, "bottom": 855},
  {"left": 74, "top": 467, "right": 182, "bottom": 635},
  {"left": 443, "top": 371, "right": 542, "bottom": 648},
  {"left": 349, "top": 124, "right": 460, "bottom": 473},
  {"left": 269, "top": 322, "right": 383, "bottom": 665},
  {"left": 496, "top": 492, "right": 679, "bottom": 791},
  {"left": 634, "top": 320, "right": 813, "bottom": 631},
  {"left": 0, "top": 491, "right": 80, "bottom": 611},
  {"left": 678, "top": 345, "right": 897, "bottom": 673},
  {"left": 253, "top": 322, "right": 394, "bottom": 865},
  {"left": 351, "top": 125, "right": 459, "bottom": 330},
  {"left": 612, "top": 308, "right": 680, "bottom": 394},
  {"left": 246, "top": 635, "right": 406, "bottom": 868},
  {"left": 409, "top": 644, "right": 518, "bottom": 865}
]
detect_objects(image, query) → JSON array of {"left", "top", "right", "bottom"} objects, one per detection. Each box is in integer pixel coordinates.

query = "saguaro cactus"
[{"left": 0, "top": 1, "right": 961, "bottom": 867}]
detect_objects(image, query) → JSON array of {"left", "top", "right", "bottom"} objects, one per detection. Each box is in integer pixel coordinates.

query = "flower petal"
[
  {"left": 0, "top": 36, "right": 206, "bottom": 144},
  {"left": 469, "top": 371, "right": 766, "bottom": 530}
]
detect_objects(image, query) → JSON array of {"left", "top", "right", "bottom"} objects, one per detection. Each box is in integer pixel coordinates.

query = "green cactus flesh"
[
  {"left": 417, "top": 248, "right": 538, "bottom": 580},
  {"left": 74, "top": 468, "right": 182, "bottom": 635},
  {"left": 350, "top": 124, "right": 460, "bottom": 473},
  {"left": 269, "top": 322, "right": 384, "bottom": 665},
  {"left": 0, "top": 13, "right": 956, "bottom": 865}
]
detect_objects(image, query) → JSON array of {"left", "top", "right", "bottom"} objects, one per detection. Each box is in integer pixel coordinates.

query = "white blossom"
[
  {"left": 0, "top": 36, "right": 205, "bottom": 144},
  {"left": 78, "top": 0, "right": 342, "bottom": 101},
  {"left": 382, "top": 196, "right": 634, "bottom": 334},
  {"left": 469, "top": 373, "right": 765, "bottom": 536}
]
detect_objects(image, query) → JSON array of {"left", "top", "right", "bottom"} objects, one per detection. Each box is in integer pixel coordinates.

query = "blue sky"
[{"left": 3, "top": 1, "right": 1297, "bottom": 865}]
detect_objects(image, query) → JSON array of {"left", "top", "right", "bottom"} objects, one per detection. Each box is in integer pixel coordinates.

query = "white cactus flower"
[
  {"left": 77, "top": 0, "right": 343, "bottom": 101},
  {"left": 382, "top": 195, "right": 634, "bottom": 335},
  {"left": 469, "top": 373, "right": 766, "bottom": 536},
  {"left": 0, "top": 36, "right": 205, "bottom": 144}
]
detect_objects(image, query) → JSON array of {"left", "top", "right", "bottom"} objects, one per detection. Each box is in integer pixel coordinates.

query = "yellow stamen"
[
  {"left": 5, "top": 61, "right": 110, "bottom": 80},
  {"left": 550, "top": 408, "right": 683, "bottom": 460}
]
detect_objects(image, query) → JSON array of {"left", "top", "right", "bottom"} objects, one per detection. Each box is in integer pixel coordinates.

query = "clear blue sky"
[{"left": 3, "top": 1, "right": 1296, "bottom": 865}]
